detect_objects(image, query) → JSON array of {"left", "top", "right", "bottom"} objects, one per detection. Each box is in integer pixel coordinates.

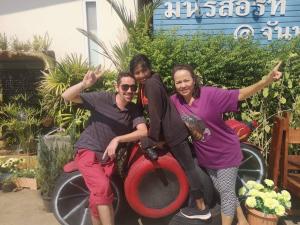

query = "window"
[{"left": 86, "top": 1, "right": 99, "bottom": 66}]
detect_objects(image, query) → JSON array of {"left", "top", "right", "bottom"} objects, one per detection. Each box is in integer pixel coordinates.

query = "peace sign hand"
[{"left": 82, "top": 65, "right": 105, "bottom": 89}]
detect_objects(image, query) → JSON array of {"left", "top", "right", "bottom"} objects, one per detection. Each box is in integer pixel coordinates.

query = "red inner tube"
[{"left": 124, "top": 154, "right": 189, "bottom": 218}]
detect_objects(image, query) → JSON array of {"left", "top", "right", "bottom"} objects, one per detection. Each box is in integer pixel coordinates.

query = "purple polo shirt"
[{"left": 170, "top": 87, "right": 242, "bottom": 169}]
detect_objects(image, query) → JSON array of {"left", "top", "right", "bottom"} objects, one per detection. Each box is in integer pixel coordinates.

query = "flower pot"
[
  {"left": 1, "top": 181, "right": 16, "bottom": 192},
  {"left": 41, "top": 194, "right": 52, "bottom": 212},
  {"left": 247, "top": 207, "right": 278, "bottom": 225},
  {"left": 15, "top": 177, "right": 37, "bottom": 190}
]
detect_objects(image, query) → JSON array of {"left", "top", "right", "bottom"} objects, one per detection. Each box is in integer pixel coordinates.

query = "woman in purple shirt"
[{"left": 170, "top": 62, "right": 282, "bottom": 225}]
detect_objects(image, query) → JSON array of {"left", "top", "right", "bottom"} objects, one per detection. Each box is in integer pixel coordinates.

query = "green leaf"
[
  {"left": 263, "top": 88, "right": 269, "bottom": 98},
  {"left": 285, "top": 72, "right": 290, "bottom": 79},
  {"left": 288, "top": 80, "right": 293, "bottom": 89},
  {"left": 280, "top": 97, "right": 287, "bottom": 104},
  {"left": 264, "top": 125, "right": 271, "bottom": 133}
]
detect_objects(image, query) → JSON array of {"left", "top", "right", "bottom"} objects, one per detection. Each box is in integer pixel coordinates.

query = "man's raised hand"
[{"left": 82, "top": 65, "right": 105, "bottom": 89}]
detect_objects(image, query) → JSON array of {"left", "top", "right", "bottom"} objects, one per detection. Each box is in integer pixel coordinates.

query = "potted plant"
[
  {"left": 14, "top": 168, "right": 37, "bottom": 190},
  {"left": 1, "top": 176, "right": 16, "bottom": 192},
  {"left": 0, "top": 157, "right": 22, "bottom": 184},
  {"left": 0, "top": 95, "right": 42, "bottom": 154},
  {"left": 36, "top": 134, "right": 73, "bottom": 211},
  {"left": 239, "top": 179, "right": 292, "bottom": 225}
]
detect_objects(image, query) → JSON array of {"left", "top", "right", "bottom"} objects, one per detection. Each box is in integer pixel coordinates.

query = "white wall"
[{"left": 0, "top": 0, "right": 138, "bottom": 68}]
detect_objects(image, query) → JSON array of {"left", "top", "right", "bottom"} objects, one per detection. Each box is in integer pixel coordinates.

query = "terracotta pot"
[
  {"left": 15, "top": 177, "right": 37, "bottom": 190},
  {"left": 247, "top": 207, "right": 278, "bottom": 225}
]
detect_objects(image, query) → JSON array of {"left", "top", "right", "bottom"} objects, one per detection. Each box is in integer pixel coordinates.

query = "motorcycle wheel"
[
  {"left": 237, "top": 143, "right": 266, "bottom": 191},
  {"left": 52, "top": 171, "right": 123, "bottom": 225}
]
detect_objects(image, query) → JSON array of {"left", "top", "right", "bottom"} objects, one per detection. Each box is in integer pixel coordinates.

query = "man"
[{"left": 62, "top": 69, "right": 147, "bottom": 225}]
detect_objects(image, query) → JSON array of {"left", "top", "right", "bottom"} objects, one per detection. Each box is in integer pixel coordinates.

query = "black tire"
[
  {"left": 52, "top": 171, "right": 124, "bottom": 225},
  {"left": 237, "top": 143, "right": 266, "bottom": 191}
]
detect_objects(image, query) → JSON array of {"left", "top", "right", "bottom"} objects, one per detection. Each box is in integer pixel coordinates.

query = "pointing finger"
[{"left": 273, "top": 61, "right": 282, "bottom": 71}]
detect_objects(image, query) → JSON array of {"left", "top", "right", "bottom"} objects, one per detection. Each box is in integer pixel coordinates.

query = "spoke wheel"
[
  {"left": 52, "top": 171, "right": 122, "bottom": 225},
  {"left": 237, "top": 143, "right": 266, "bottom": 191}
]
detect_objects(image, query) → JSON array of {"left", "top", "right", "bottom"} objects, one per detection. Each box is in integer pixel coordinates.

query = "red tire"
[{"left": 124, "top": 153, "right": 189, "bottom": 218}]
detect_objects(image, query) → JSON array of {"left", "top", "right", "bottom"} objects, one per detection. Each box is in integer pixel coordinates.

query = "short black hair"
[
  {"left": 117, "top": 72, "right": 135, "bottom": 85},
  {"left": 129, "top": 54, "right": 152, "bottom": 74},
  {"left": 171, "top": 64, "right": 201, "bottom": 99}
]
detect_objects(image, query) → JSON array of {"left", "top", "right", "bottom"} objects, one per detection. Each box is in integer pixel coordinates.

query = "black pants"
[{"left": 171, "top": 140, "right": 204, "bottom": 199}]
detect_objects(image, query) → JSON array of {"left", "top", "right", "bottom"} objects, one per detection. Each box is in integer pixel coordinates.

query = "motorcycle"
[{"left": 51, "top": 119, "right": 265, "bottom": 225}]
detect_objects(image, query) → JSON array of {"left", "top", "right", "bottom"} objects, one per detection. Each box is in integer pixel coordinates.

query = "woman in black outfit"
[{"left": 129, "top": 54, "right": 211, "bottom": 220}]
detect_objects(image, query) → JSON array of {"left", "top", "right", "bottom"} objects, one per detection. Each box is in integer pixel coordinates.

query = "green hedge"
[{"left": 128, "top": 32, "right": 300, "bottom": 154}]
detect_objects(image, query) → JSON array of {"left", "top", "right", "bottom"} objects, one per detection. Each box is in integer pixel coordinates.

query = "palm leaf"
[
  {"left": 77, "top": 0, "right": 163, "bottom": 70},
  {"left": 105, "top": 0, "right": 135, "bottom": 32},
  {"left": 77, "top": 28, "right": 119, "bottom": 68}
]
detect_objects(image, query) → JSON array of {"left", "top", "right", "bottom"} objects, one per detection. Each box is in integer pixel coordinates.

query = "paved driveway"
[
  {"left": 0, "top": 189, "right": 59, "bottom": 225},
  {"left": 0, "top": 189, "right": 169, "bottom": 225},
  {"left": 0, "top": 189, "right": 299, "bottom": 225}
]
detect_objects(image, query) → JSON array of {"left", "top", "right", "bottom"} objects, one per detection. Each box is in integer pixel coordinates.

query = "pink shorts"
[{"left": 75, "top": 149, "right": 116, "bottom": 219}]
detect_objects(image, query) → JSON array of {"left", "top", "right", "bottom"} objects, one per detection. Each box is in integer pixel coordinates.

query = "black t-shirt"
[
  {"left": 139, "top": 73, "right": 189, "bottom": 148},
  {"left": 74, "top": 91, "right": 145, "bottom": 155}
]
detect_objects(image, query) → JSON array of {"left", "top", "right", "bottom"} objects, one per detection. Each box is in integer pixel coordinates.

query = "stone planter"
[
  {"left": 15, "top": 177, "right": 37, "bottom": 190},
  {"left": 247, "top": 207, "right": 278, "bottom": 225}
]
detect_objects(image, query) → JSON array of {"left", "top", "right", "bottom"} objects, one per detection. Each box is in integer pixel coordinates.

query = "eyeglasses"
[{"left": 120, "top": 84, "right": 138, "bottom": 92}]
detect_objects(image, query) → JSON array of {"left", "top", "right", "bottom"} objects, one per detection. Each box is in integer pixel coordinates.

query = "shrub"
[
  {"left": 36, "top": 135, "right": 73, "bottom": 197},
  {"left": 128, "top": 31, "right": 300, "bottom": 155}
]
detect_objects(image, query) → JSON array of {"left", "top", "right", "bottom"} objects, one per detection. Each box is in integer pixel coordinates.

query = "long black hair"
[
  {"left": 129, "top": 54, "right": 152, "bottom": 74},
  {"left": 171, "top": 64, "right": 201, "bottom": 99}
]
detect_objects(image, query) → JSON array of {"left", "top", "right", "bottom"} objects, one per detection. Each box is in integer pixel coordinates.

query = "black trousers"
[{"left": 171, "top": 140, "right": 204, "bottom": 199}]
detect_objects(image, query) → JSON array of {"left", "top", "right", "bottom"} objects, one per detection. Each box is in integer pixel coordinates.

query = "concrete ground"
[
  {"left": 0, "top": 189, "right": 59, "bottom": 225},
  {"left": 0, "top": 189, "right": 299, "bottom": 225},
  {"left": 0, "top": 189, "right": 168, "bottom": 225}
]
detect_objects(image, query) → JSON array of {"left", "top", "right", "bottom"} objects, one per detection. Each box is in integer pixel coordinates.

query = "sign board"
[{"left": 153, "top": 0, "right": 300, "bottom": 44}]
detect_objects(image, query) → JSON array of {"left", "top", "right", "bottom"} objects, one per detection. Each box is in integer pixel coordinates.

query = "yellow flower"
[
  {"left": 246, "top": 180, "right": 257, "bottom": 189},
  {"left": 246, "top": 197, "right": 257, "bottom": 208},
  {"left": 239, "top": 187, "right": 247, "bottom": 196},
  {"left": 263, "top": 198, "right": 278, "bottom": 209},
  {"left": 285, "top": 201, "right": 291, "bottom": 209},
  {"left": 265, "top": 191, "right": 277, "bottom": 199},
  {"left": 257, "top": 191, "right": 267, "bottom": 199},
  {"left": 275, "top": 205, "right": 285, "bottom": 216},
  {"left": 254, "top": 183, "right": 264, "bottom": 190},
  {"left": 264, "top": 179, "right": 274, "bottom": 187},
  {"left": 281, "top": 190, "right": 291, "bottom": 201},
  {"left": 248, "top": 189, "right": 260, "bottom": 197},
  {"left": 272, "top": 199, "right": 280, "bottom": 208}
]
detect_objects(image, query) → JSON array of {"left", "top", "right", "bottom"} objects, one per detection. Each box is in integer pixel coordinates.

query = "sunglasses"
[{"left": 120, "top": 84, "right": 138, "bottom": 92}]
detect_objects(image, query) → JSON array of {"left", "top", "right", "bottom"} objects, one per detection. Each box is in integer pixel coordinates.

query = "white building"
[{"left": 0, "top": 0, "right": 141, "bottom": 68}]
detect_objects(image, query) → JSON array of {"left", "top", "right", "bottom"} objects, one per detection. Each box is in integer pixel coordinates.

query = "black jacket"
[{"left": 139, "top": 73, "right": 189, "bottom": 148}]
